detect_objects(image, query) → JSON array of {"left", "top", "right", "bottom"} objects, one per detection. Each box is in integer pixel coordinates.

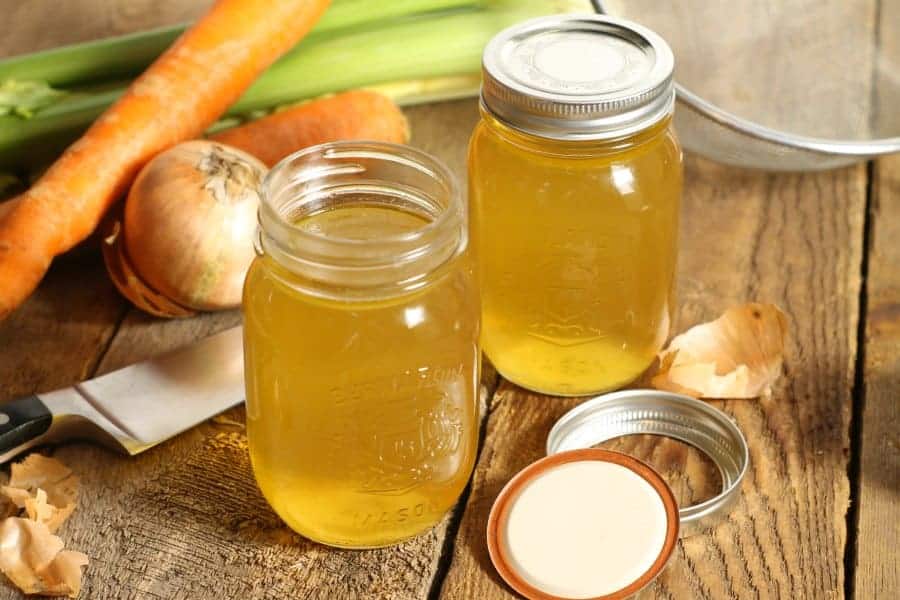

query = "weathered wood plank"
[
  {"left": 2, "top": 99, "right": 483, "bottom": 600},
  {"left": 2, "top": 0, "right": 488, "bottom": 596},
  {"left": 0, "top": 250, "right": 124, "bottom": 397},
  {"left": 853, "top": 154, "right": 900, "bottom": 599},
  {"left": 47, "top": 317, "right": 499, "bottom": 600},
  {"left": 850, "top": 1, "right": 898, "bottom": 595},
  {"left": 439, "top": 158, "right": 867, "bottom": 600},
  {"left": 1, "top": 1, "right": 885, "bottom": 599},
  {"left": 1, "top": 1, "right": 480, "bottom": 597}
]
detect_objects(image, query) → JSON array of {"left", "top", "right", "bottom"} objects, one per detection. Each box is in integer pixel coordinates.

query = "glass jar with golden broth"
[
  {"left": 243, "top": 142, "right": 480, "bottom": 548},
  {"left": 469, "top": 15, "right": 682, "bottom": 396}
]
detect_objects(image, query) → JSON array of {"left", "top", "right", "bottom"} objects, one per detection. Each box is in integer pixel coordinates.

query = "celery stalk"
[
  {"left": 229, "top": 7, "right": 533, "bottom": 114},
  {"left": 0, "top": 0, "right": 478, "bottom": 87},
  {"left": 231, "top": 0, "right": 593, "bottom": 113},
  {"left": 0, "top": 80, "right": 67, "bottom": 118},
  {"left": 0, "top": 27, "right": 181, "bottom": 89},
  {"left": 0, "top": 0, "right": 590, "bottom": 169},
  {"left": 0, "top": 87, "right": 121, "bottom": 168},
  {"left": 368, "top": 75, "right": 483, "bottom": 107}
]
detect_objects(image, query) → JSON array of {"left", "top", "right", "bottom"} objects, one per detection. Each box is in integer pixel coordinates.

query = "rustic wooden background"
[{"left": 1, "top": 1, "right": 897, "bottom": 599}]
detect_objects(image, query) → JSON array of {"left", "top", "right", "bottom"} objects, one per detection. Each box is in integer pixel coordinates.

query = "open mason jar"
[{"left": 243, "top": 142, "right": 480, "bottom": 548}]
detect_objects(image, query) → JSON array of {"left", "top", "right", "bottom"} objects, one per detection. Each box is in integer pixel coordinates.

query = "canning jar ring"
[{"left": 546, "top": 389, "right": 749, "bottom": 536}]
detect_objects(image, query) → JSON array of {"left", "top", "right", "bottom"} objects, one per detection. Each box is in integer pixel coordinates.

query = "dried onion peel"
[
  {"left": 2, "top": 454, "right": 78, "bottom": 534},
  {"left": 0, "top": 455, "right": 86, "bottom": 598},
  {"left": 652, "top": 303, "right": 788, "bottom": 399},
  {"left": 0, "top": 519, "right": 87, "bottom": 598}
]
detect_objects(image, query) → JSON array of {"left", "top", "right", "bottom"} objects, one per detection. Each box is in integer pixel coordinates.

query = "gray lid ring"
[{"left": 546, "top": 389, "right": 749, "bottom": 536}]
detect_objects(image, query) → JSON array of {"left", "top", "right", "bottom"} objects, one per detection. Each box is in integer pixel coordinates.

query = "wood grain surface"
[
  {"left": 850, "top": 3, "right": 900, "bottom": 597},
  {"left": 1, "top": 1, "right": 896, "bottom": 599},
  {"left": 2, "top": 101, "right": 488, "bottom": 600},
  {"left": 852, "top": 154, "right": 900, "bottom": 599},
  {"left": 439, "top": 159, "right": 867, "bottom": 600},
  {"left": 0, "top": 252, "right": 125, "bottom": 399}
]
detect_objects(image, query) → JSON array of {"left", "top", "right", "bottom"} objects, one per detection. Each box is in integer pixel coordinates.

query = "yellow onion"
[{"left": 102, "top": 140, "right": 266, "bottom": 316}]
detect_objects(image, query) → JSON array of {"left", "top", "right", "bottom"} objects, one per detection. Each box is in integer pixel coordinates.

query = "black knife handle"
[{"left": 0, "top": 395, "right": 52, "bottom": 454}]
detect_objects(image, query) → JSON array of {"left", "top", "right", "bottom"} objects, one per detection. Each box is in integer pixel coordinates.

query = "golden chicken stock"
[
  {"left": 469, "top": 114, "right": 681, "bottom": 395},
  {"left": 243, "top": 144, "right": 479, "bottom": 548},
  {"left": 469, "top": 14, "right": 683, "bottom": 395}
]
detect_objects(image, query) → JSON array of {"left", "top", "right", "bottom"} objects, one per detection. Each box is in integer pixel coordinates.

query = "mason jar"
[
  {"left": 469, "top": 15, "right": 682, "bottom": 396},
  {"left": 243, "top": 142, "right": 480, "bottom": 548}
]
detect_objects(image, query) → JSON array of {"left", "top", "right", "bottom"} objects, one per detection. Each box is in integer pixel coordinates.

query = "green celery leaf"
[{"left": 0, "top": 79, "right": 68, "bottom": 119}]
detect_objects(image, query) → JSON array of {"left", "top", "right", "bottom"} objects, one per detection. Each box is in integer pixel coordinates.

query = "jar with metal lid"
[
  {"left": 468, "top": 14, "right": 682, "bottom": 396},
  {"left": 243, "top": 142, "right": 480, "bottom": 548}
]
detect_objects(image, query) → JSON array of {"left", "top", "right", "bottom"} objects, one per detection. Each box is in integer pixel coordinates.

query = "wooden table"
[{"left": 1, "top": 2, "right": 897, "bottom": 599}]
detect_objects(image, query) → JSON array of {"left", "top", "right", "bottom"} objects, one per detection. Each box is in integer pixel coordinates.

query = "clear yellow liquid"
[
  {"left": 468, "top": 114, "right": 681, "bottom": 396},
  {"left": 243, "top": 206, "right": 480, "bottom": 548}
]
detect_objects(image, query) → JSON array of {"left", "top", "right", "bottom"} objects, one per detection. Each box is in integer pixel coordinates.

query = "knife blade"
[{"left": 0, "top": 326, "right": 244, "bottom": 464}]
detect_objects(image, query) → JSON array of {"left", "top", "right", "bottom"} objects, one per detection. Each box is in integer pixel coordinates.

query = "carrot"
[
  {"left": 210, "top": 90, "right": 410, "bottom": 167},
  {"left": 0, "top": 0, "right": 330, "bottom": 319}
]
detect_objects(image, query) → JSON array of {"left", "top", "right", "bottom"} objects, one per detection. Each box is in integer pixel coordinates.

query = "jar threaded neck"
[{"left": 258, "top": 142, "right": 465, "bottom": 299}]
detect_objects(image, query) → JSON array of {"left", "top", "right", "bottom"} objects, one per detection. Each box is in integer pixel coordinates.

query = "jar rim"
[
  {"left": 258, "top": 141, "right": 466, "bottom": 296},
  {"left": 261, "top": 141, "right": 462, "bottom": 250}
]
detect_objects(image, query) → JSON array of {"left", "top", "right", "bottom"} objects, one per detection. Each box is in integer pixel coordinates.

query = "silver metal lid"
[
  {"left": 481, "top": 14, "right": 675, "bottom": 140},
  {"left": 546, "top": 390, "right": 749, "bottom": 536}
]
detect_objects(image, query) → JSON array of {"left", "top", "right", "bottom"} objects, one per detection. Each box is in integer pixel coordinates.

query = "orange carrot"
[
  {"left": 211, "top": 90, "right": 409, "bottom": 167},
  {"left": 0, "top": 0, "right": 330, "bottom": 319}
]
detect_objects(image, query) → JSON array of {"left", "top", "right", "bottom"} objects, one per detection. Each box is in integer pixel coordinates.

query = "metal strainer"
[{"left": 594, "top": 0, "right": 900, "bottom": 170}]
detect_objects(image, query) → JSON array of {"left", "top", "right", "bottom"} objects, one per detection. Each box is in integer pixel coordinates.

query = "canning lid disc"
[
  {"left": 487, "top": 448, "right": 679, "bottom": 600},
  {"left": 546, "top": 390, "right": 750, "bottom": 536}
]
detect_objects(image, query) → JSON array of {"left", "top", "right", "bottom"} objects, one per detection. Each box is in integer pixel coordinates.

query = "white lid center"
[
  {"left": 502, "top": 29, "right": 653, "bottom": 95},
  {"left": 502, "top": 460, "right": 668, "bottom": 599},
  {"left": 535, "top": 35, "right": 626, "bottom": 83}
]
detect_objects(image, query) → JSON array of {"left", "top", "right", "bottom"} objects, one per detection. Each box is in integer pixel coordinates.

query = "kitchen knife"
[{"left": 0, "top": 326, "right": 244, "bottom": 464}]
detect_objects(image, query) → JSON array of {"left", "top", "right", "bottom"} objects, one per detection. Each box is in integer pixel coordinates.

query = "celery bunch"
[{"left": 0, "top": 0, "right": 590, "bottom": 170}]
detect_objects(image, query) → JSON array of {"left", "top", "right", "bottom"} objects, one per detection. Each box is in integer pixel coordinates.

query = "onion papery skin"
[{"left": 121, "top": 140, "right": 266, "bottom": 312}]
